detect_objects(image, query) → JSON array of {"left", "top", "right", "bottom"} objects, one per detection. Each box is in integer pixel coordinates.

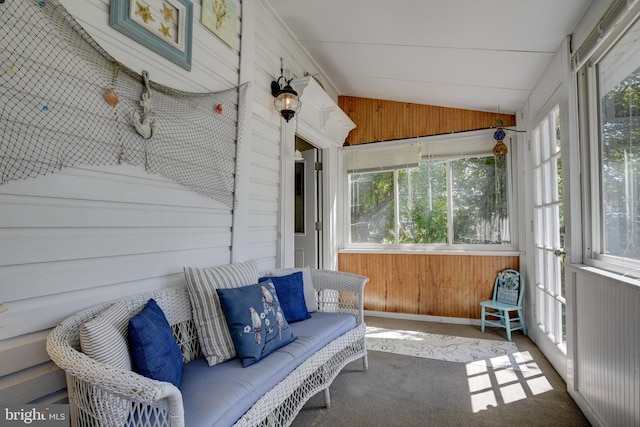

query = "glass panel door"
[{"left": 531, "top": 105, "right": 567, "bottom": 352}]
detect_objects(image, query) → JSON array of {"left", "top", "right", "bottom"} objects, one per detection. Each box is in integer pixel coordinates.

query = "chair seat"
[{"left": 480, "top": 300, "right": 522, "bottom": 311}]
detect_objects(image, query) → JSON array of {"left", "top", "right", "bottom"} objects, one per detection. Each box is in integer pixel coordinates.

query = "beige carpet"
[
  {"left": 292, "top": 317, "right": 591, "bottom": 427},
  {"left": 366, "top": 326, "right": 526, "bottom": 370}
]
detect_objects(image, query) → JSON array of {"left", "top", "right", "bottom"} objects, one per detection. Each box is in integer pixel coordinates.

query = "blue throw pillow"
[
  {"left": 216, "top": 281, "right": 296, "bottom": 367},
  {"left": 259, "top": 272, "right": 311, "bottom": 322},
  {"left": 128, "top": 299, "right": 183, "bottom": 387}
]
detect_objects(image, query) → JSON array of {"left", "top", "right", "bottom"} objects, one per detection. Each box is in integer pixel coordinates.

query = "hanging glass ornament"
[{"left": 492, "top": 119, "right": 508, "bottom": 157}]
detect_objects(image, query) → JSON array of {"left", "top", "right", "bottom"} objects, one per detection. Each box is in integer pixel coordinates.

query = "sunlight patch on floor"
[
  {"left": 467, "top": 351, "right": 554, "bottom": 413},
  {"left": 365, "top": 327, "right": 426, "bottom": 341}
]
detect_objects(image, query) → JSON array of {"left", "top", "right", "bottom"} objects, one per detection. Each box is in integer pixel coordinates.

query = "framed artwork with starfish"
[{"left": 110, "top": 0, "right": 193, "bottom": 70}]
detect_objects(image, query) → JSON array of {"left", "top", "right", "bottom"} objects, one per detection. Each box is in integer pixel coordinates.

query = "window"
[
  {"left": 346, "top": 131, "right": 513, "bottom": 248},
  {"left": 582, "top": 12, "right": 640, "bottom": 275}
]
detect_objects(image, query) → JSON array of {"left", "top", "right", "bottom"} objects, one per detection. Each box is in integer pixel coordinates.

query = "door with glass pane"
[
  {"left": 294, "top": 148, "right": 321, "bottom": 268},
  {"left": 531, "top": 106, "right": 566, "bottom": 352}
]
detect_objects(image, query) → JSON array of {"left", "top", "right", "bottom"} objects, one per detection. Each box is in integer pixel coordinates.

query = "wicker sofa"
[{"left": 46, "top": 263, "right": 368, "bottom": 427}]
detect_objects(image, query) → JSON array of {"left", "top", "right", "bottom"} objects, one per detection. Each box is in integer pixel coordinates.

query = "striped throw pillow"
[
  {"left": 184, "top": 260, "right": 259, "bottom": 366},
  {"left": 80, "top": 300, "right": 132, "bottom": 370}
]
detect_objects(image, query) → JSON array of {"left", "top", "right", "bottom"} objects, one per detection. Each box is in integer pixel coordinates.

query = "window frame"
[
  {"left": 579, "top": 8, "right": 640, "bottom": 278},
  {"left": 343, "top": 130, "right": 519, "bottom": 253}
]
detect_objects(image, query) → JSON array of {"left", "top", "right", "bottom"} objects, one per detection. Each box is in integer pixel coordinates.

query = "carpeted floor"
[{"left": 291, "top": 316, "right": 591, "bottom": 427}]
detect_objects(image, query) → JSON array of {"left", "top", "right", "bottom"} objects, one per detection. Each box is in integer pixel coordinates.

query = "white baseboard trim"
[
  {"left": 364, "top": 310, "right": 481, "bottom": 326},
  {"left": 568, "top": 389, "right": 605, "bottom": 427}
]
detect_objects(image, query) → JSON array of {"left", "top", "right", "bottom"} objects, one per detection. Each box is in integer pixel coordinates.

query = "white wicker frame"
[{"left": 46, "top": 269, "right": 368, "bottom": 427}]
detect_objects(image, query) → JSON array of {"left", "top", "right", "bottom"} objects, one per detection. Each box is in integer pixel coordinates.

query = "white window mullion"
[
  {"left": 446, "top": 161, "right": 454, "bottom": 245},
  {"left": 536, "top": 284, "right": 546, "bottom": 331},
  {"left": 394, "top": 169, "right": 400, "bottom": 244}
]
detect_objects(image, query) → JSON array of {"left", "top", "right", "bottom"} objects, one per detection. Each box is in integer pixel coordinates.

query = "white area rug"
[{"left": 366, "top": 326, "right": 526, "bottom": 370}]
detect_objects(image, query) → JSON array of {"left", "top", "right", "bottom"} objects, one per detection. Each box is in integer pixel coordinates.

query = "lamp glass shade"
[{"left": 273, "top": 85, "right": 300, "bottom": 122}]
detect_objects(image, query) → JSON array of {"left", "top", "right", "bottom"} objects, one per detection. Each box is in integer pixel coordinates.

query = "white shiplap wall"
[
  {"left": 0, "top": 0, "right": 332, "bottom": 405},
  {"left": 567, "top": 265, "right": 640, "bottom": 427},
  {"left": 233, "top": 0, "right": 338, "bottom": 267}
]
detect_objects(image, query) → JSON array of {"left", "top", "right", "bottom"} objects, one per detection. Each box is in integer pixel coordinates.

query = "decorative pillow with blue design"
[
  {"left": 216, "top": 280, "right": 296, "bottom": 367},
  {"left": 259, "top": 271, "right": 311, "bottom": 323}
]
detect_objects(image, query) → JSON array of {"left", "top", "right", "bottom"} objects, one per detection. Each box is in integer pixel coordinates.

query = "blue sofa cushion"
[
  {"left": 180, "top": 312, "right": 357, "bottom": 427},
  {"left": 216, "top": 281, "right": 295, "bottom": 367},
  {"left": 259, "top": 272, "right": 311, "bottom": 322},
  {"left": 283, "top": 312, "right": 356, "bottom": 361},
  {"left": 128, "top": 299, "right": 183, "bottom": 387}
]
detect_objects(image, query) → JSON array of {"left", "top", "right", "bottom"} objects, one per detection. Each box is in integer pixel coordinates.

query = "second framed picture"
[{"left": 201, "top": 0, "right": 238, "bottom": 50}]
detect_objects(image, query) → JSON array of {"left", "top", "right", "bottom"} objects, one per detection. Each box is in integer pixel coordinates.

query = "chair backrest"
[{"left": 492, "top": 269, "right": 525, "bottom": 306}]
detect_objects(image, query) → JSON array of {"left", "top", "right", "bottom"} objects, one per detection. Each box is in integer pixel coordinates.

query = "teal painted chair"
[{"left": 480, "top": 269, "right": 527, "bottom": 341}]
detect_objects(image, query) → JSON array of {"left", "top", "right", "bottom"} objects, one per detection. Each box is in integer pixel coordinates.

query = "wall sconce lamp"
[
  {"left": 493, "top": 118, "right": 508, "bottom": 157},
  {"left": 271, "top": 73, "right": 300, "bottom": 122}
]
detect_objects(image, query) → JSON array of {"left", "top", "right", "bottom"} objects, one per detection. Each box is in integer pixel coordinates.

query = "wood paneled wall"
[
  {"left": 339, "top": 252, "right": 519, "bottom": 319},
  {"left": 338, "top": 96, "right": 517, "bottom": 145}
]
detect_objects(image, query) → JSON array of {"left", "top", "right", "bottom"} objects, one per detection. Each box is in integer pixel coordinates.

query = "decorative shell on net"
[{"left": 105, "top": 89, "right": 119, "bottom": 107}]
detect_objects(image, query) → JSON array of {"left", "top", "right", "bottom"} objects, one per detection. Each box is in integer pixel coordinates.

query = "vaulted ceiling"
[{"left": 266, "top": 0, "right": 593, "bottom": 113}]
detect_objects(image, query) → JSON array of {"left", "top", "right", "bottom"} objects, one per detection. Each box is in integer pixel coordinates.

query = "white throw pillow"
[
  {"left": 79, "top": 300, "right": 132, "bottom": 370},
  {"left": 183, "top": 260, "right": 259, "bottom": 366},
  {"left": 267, "top": 266, "right": 318, "bottom": 312}
]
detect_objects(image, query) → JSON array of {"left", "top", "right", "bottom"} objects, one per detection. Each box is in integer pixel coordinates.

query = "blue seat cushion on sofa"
[
  {"left": 180, "top": 312, "right": 357, "bottom": 427},
  {"left": 180, "top": 352, "right": 294, "bottom": 427},
  {"left": 282, "top": 312, "right": 356, "bottom": 361}
]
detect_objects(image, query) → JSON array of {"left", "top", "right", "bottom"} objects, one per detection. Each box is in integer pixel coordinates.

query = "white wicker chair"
[{"left": 47, "top": 268, "right": 368, "bottom": 427}]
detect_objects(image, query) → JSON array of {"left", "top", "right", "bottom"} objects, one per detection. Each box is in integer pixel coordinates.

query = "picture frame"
[
  {"left": 110, "top": 0, "right": 193, "bottom": 71},
  {"left": 201, "top": 0, "right": 237, "bottom": 50}
]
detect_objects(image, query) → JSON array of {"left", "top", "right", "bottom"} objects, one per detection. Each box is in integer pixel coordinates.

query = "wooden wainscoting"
[{"left": 338, "top": 252, "right": 519, "bottom": 319}]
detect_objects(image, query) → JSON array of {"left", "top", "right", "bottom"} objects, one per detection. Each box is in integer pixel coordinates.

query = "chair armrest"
[
  {"left": 310, "top": 269, "right": 368, "bottom": 325},
  {"left": 46, "top": 310, "right": 185, "bottom": 427}
]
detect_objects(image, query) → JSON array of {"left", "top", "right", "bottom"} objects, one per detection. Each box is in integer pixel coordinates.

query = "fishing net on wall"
[{"left": 0, "top": 0, "right": 246, "bottom": 208}]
